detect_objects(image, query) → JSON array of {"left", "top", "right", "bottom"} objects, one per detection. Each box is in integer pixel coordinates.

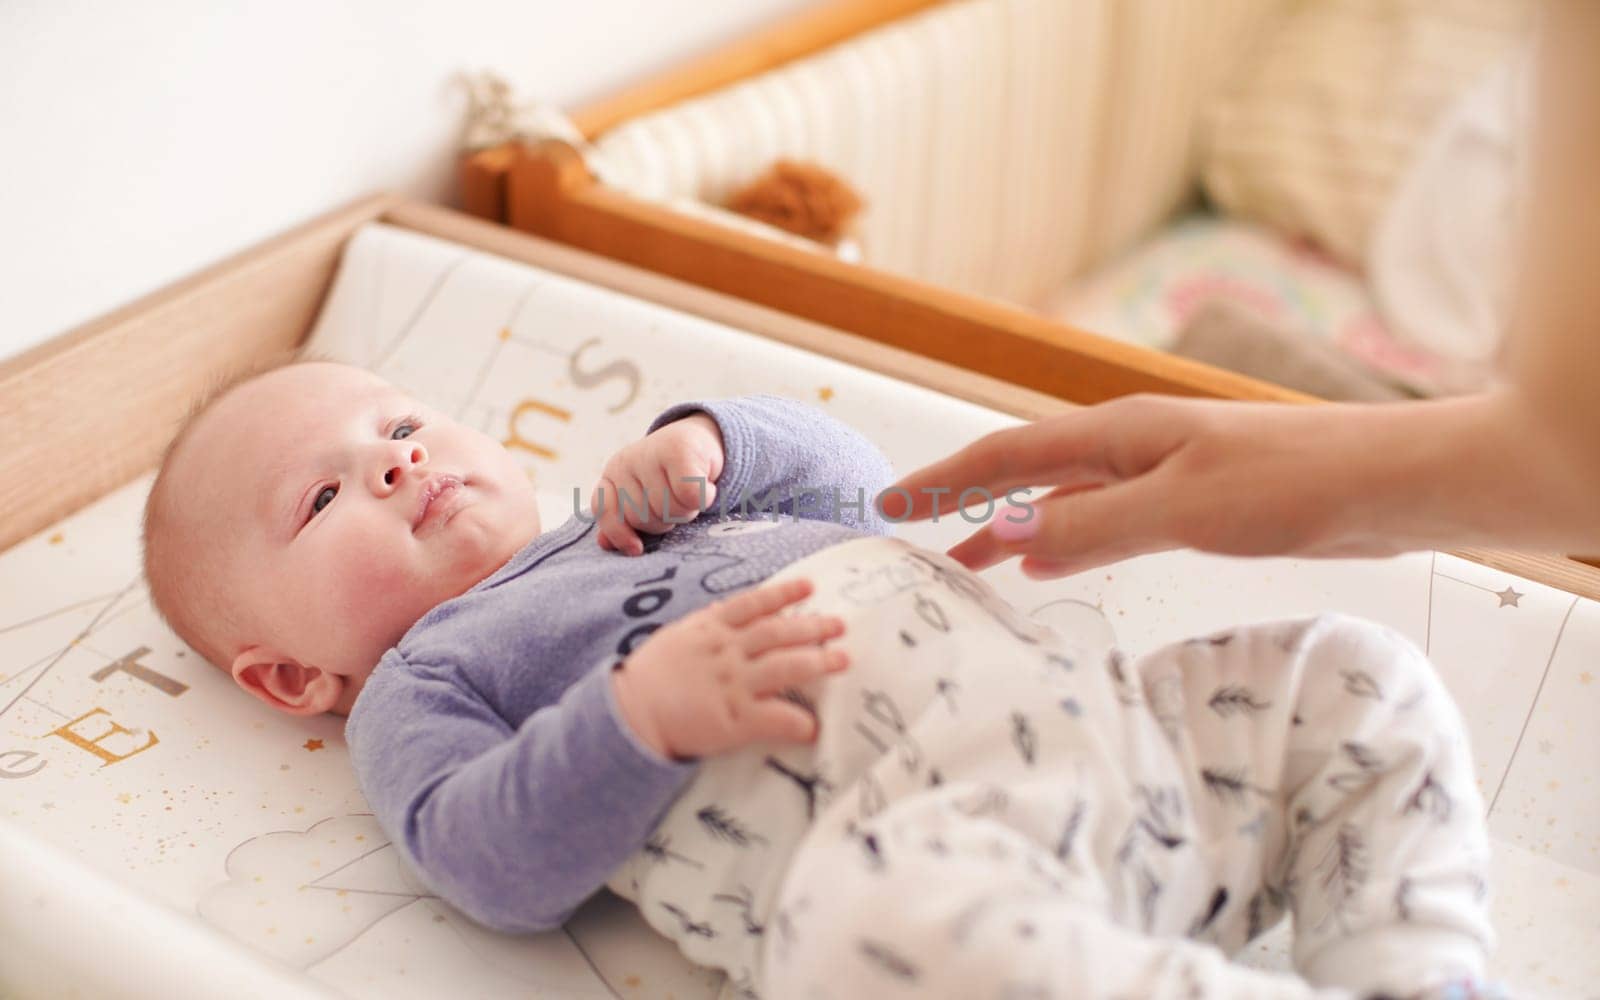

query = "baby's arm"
[
  {"left": 345, "top": 577, "right": 849, "bottom": 935},
  {"left": 647, "top": 394, "right": 896, "bottom": 535},
  {"left": 345, "top": 649, "right": 698, "bottom": 934},
  {"left": 611, "top": 576, "right": 850, "bottom": 760}
]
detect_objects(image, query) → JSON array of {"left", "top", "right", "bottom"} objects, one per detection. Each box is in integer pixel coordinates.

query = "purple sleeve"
[
  {"left": 345, "top": 652, "right": 697, "bottom": 934},
  {"left": 647, "top": 394, "right": 896, "bottom": 536}
]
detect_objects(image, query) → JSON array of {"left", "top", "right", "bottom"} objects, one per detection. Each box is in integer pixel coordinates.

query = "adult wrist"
[
  {"left": 1333, "top": 388, "right": 1594, "bottom": 555},
  {"left": 1486, "top": 385, "right": 1600, "bottom": 552}
]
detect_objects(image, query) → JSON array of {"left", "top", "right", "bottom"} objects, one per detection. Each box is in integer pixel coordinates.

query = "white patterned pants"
[{"left": 609, "top": 538, "right": 1493, "bottom": 1000}]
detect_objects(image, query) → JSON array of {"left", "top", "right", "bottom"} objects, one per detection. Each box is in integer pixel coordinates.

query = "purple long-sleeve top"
[{"left": 343, "top": 394, "right": 895, "bottom": 933}]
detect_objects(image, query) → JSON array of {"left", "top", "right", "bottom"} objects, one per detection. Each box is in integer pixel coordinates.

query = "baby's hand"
[
  {"left": 591, "top": 413, "right": 725, "bottom": 556},
  {"left": 610, "top": 578, "right": 849, "bottom": 761}
]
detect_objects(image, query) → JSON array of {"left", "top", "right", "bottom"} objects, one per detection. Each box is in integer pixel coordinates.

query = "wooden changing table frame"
[{"left": 3, "top": 194, "right": 1597, "bottom": 606}]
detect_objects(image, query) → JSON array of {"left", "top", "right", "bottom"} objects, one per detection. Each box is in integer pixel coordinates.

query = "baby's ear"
[{"left": 231, "top": 646, "right": 344, "bottom": 716}]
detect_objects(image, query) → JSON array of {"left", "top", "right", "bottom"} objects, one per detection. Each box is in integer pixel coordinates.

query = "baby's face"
[{"left": 181, "top": 363, "right": 540, "bottom": 700}]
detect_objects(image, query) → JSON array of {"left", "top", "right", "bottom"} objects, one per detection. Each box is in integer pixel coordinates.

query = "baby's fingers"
[
  {"left": 717, "top": 578, "right": 814, "bottom": 627},
  {"left": 747, "top": 647, "right": 850, "bottom": 696},
  {"left": 740, "top": 614, "right": 845, "bottom": 657},
  {"left": 593, "top": 474, "right": 645, "bottom": 556},
  {"left": 741, "top": 698, "right": 820, "bottom": 746}
]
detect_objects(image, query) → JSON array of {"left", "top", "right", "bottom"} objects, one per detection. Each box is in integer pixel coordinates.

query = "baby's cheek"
[{"left": 325, "top": 534, "right": 432, "bottom": 631}]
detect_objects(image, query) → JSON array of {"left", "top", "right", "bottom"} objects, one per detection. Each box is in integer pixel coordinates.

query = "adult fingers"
[
  {"left": 946, "top": 474, "right": 1180, "bottom": 578},
  {"left": 945, "top": 480, "right": 1111, "bottom": 571},
  {"left": 746, "top": 646, "right": 850, "bottom": 696},
  {"left": 717, "top": 578, "right": 815, "bottom": 627},
  {"left": 880, "top": 397, "right": 1181, "bottom": 522},
  {"left": 740, "top": 614, "right": 846, "bottom": 657}
]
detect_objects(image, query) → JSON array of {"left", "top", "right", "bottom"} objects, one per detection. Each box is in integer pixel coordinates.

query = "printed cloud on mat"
[
  {"left": 198, "top": 813, "right": 716, "bottom": 998},
  {"left": 197, "top": 814, "right": 426, "bottom": 968}
]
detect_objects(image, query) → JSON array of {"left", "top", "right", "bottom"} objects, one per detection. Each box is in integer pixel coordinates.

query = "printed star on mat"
[
  {"left": 303, "top": 739, "right": 325, "bottom": 752},
  {"left": 1494, "top": 586, "right": 1522, "bottom": 608},
  {"left": 817, "top": 387, "right": 834, "bottom": 402}
]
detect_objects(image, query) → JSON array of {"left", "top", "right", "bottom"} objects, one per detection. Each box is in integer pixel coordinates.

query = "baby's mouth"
[{"left": 413, "top": 475, "right": 466, "bottom": 534}]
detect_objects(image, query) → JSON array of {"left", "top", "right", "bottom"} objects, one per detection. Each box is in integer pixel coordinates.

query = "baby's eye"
[
  {"left": 391, "top": 420, "right": 420, "bottom": 440},
  {"left": 311, "top": 485, "right": 338, "bottom": 516}
]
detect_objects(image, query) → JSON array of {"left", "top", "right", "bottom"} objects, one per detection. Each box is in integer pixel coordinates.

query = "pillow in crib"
[
  {"left": 1045, "top": 215, "right": 1490, "bottom": 398},
  {"left": 1199, "top": 0, "right": 1532, "bottom": 269}
]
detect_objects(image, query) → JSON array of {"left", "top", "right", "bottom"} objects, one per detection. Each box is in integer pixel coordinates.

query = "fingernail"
[
  {"left": 876, "top": 490, "right": 905, "bottom": 519},
  {"left": 829, "top": 650, "right": 850, "bottom": 669},
  {"left": 990, "top": 507, "right": 1039, "bottom": 543}
]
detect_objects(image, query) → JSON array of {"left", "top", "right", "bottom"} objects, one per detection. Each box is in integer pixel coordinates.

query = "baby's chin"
[{"left": 430, "top": 506, "right": 540, "bottom": 590}]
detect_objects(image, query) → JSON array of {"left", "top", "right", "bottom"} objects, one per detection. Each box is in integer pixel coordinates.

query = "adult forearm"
[
  {"left": 1345, "top": 1, "right": 1600, "bottom": 559},
  {"left": 1330, "top": 388, "right": 1600, "bottom": 556},
  {"left": 1500, "top": 1, "right": 1600, "bottom": 492}
]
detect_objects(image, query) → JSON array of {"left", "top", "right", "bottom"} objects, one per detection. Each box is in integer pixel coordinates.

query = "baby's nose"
[{"left": 382, "top": 443, "right": 428, "bottom": 488}]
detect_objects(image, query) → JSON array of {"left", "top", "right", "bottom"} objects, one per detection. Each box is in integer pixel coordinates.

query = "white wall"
[{"left": 0, "top": 0, "right": 811, "bottom": 364}]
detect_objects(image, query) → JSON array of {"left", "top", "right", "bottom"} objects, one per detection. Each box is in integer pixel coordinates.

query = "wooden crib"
[{"left": 457, "top": 0, "right": 1310, "bottom": 408}]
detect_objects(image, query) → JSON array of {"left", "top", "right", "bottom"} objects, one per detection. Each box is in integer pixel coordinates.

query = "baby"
[{"left": 144, "top": 359, "right": 1501, "bottom": 1000}]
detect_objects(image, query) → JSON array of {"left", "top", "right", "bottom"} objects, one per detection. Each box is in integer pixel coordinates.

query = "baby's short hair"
[{"left": 141, "top": 348, "right": 322, "bottom": 669}]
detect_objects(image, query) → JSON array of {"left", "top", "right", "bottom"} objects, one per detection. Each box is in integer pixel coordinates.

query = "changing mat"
[{"left": 2, "top": 223, "right": 1597, "bottom": 999}]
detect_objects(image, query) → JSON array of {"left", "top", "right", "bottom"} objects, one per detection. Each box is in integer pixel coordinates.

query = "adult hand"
[
  {"left": 880, "top": 392, "right": 1527, "bottom": 580},
  {"left": 610, "top": 577, "right": 850, "bottom": 761}
]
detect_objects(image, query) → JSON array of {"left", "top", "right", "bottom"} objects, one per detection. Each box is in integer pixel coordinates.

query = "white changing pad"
[{"left": 2, "top": 223, "right": 1597, "bottom": 999}]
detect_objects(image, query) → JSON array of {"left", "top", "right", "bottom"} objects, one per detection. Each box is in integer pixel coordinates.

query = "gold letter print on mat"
[
  {"left": 46, "top": 707, "right": 159, "bottom": 766},
  {"left": 502, "top": 398, "right": 571, "bottom": 461}
]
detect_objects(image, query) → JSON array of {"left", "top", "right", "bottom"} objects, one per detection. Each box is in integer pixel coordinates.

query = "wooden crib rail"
[{"left": 505, "top": 141, "right": 1308, "bottom": 407}]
